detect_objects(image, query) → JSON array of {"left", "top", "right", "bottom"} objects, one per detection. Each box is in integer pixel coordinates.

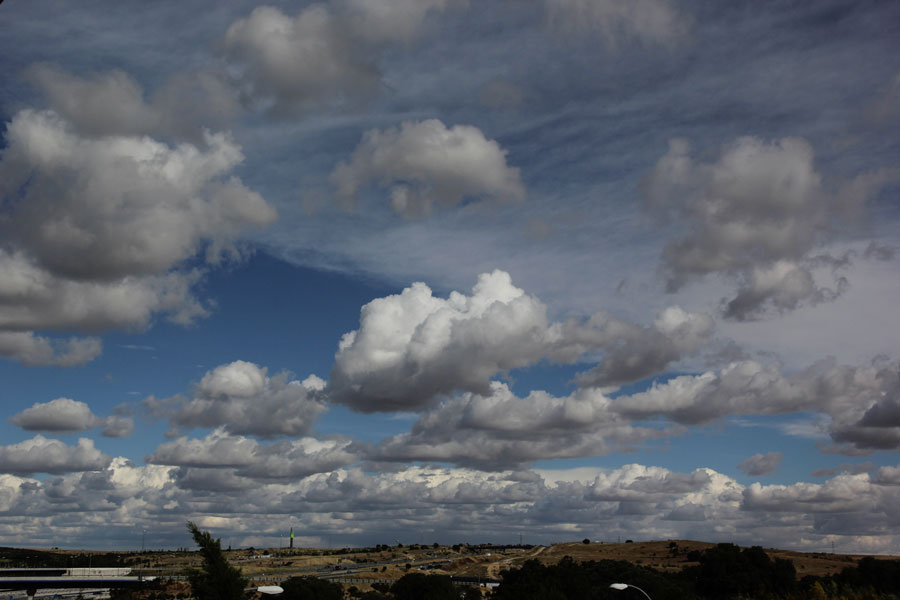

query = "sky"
[{"left": 0, "top": 0, "right": 899, "bottom": 554}]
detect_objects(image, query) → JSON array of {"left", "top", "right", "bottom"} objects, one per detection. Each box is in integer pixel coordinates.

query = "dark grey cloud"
[
  {"left": 173, "top": 467, "right": 255, "bottom": 492},
  {"left": 812, "top": 462, "right": 875, "bottom": 478},
  {"left": 0, "top": 109, "right": 276, "bottom": 282},
  {"left": 544, "top": 0, "right": 692, "bottom": 48},
  {"left": 663, "top": 503, "right": 707, "bottom": 521},
  {"left": 478, "top": 79, "right": 526, "bottom": 109},
  {"left": 586, "top": 467, "right": 712, "bottom": 502},
  {"left": 146, "top": 429, "right": 356, "bottom": 482},
  {"left": 575, "top": 306, "right": 714, "bottom": 387},
  {"left": 873, "top": 465, "right": 900, "bottom": 486},
  {"left": 98, "top": 416, "right": 135, "bottom": 438},
  {"left": 737, "top": 452, "right": 784, "bottom": 476},
  {"left": 146, "top": 429, "right": 258, "bottom": 468},
  {"left": 617, "top": 358, "right": 891, "bottom": 418},
  {"left": 237, "top": 439, "right": 357, "bottom": 481},
  {"left": 858, "top": 398, "right": 900, "bottom": 429},
  {"left": 863, "top": 241, "right": 898, "bottom": 261},
  {"left": 829, "top": 426, "right": 900, "bottom": 452},
  {"left": 24, "top": 63, "right": 239, "bottom": 142},
  {"left": 8, "top": 398, "right": 134, "bottom": 438},
  {"left": 221, "top": 4, "right": 379, "bottom": 115},
  {"left": 220, "top": 1, "right": 464, "bottom": 116},
  {"left": 0, "top": 332, "right": 100, "bottom": 367},
  {"left": 0, "top": 103, "right": 277, "bottom": 365},
  {"left": 828, "top": 364, "right": 900, "bottom": 451},
  {"left": 640, "top": 136, "right": 896, "bottom": 320},
  {"left": 372, "top": 383, "right": 668, "bottom": 470},
  {"left": 9, "top": 398, "right": 96, "bottom": 433},
  {"left": 861, "top": 72, "right": 900, "bottom": 127}
]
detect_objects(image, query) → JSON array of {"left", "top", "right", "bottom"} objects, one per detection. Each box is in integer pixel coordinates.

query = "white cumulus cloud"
[
  {"left": 146, "top": 360, "right": 328, "bottom": 438},
  {"left": 330, "top": 270, "right": 715, "bottom": 411},
  {"left": 0, "top": 436, "right": 111, "bottom": 475}
]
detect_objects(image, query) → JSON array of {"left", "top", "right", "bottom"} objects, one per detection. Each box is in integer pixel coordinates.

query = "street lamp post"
[{"left": 610, "top": 583, "right": 653, "bottom": 600}]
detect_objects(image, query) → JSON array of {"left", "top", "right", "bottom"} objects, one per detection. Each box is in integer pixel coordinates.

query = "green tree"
[
  {"left": 185, "top": 521, "right": 247, "bottom": 600},
  {"left": 686, "top": 543, "right": 797, "bottom": 599},
  {"left": 807, "top": 580, "right": 828, "bottom": 600},
  {"left": 391, "top": 573, "right": 458, "bottom": 600},
  {"left": 495, "top": 556, "right": 692, "bottom": 600},
  {"left": 463, "top": 586, "right": 483, "bottom": 600},
  {"left": 280, "top": 576, "right": 343, "bottom": 600}
]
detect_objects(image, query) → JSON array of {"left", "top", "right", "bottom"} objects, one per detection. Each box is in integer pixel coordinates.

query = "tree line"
[{"left": 492, "top": 543, "right": 900, "bottom": 600}]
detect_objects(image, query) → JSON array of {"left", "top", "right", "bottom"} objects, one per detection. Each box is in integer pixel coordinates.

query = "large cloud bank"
[
  {"left": 0, "top": 105, "right": 275, "bottom": 366},
  {"left": 2, "top": 456, "right": 900, "bottom": 554}
]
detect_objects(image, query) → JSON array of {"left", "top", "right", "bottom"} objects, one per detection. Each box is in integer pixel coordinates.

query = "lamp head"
[
  {"left": 610, "top": 583, "right": 629, "bottom": 590},
  {"left": 255, "top": 586, "right": 284, "bottom": 595}
]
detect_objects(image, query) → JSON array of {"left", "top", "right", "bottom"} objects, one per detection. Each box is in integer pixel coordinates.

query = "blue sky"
[{"left": 0, "top": 0, "right": 899, "bottom": 553}]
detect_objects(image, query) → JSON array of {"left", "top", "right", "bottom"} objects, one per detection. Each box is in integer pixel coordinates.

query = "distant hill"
[{"left": 512, "top": 540, "right": 881, "bottom": 579}]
